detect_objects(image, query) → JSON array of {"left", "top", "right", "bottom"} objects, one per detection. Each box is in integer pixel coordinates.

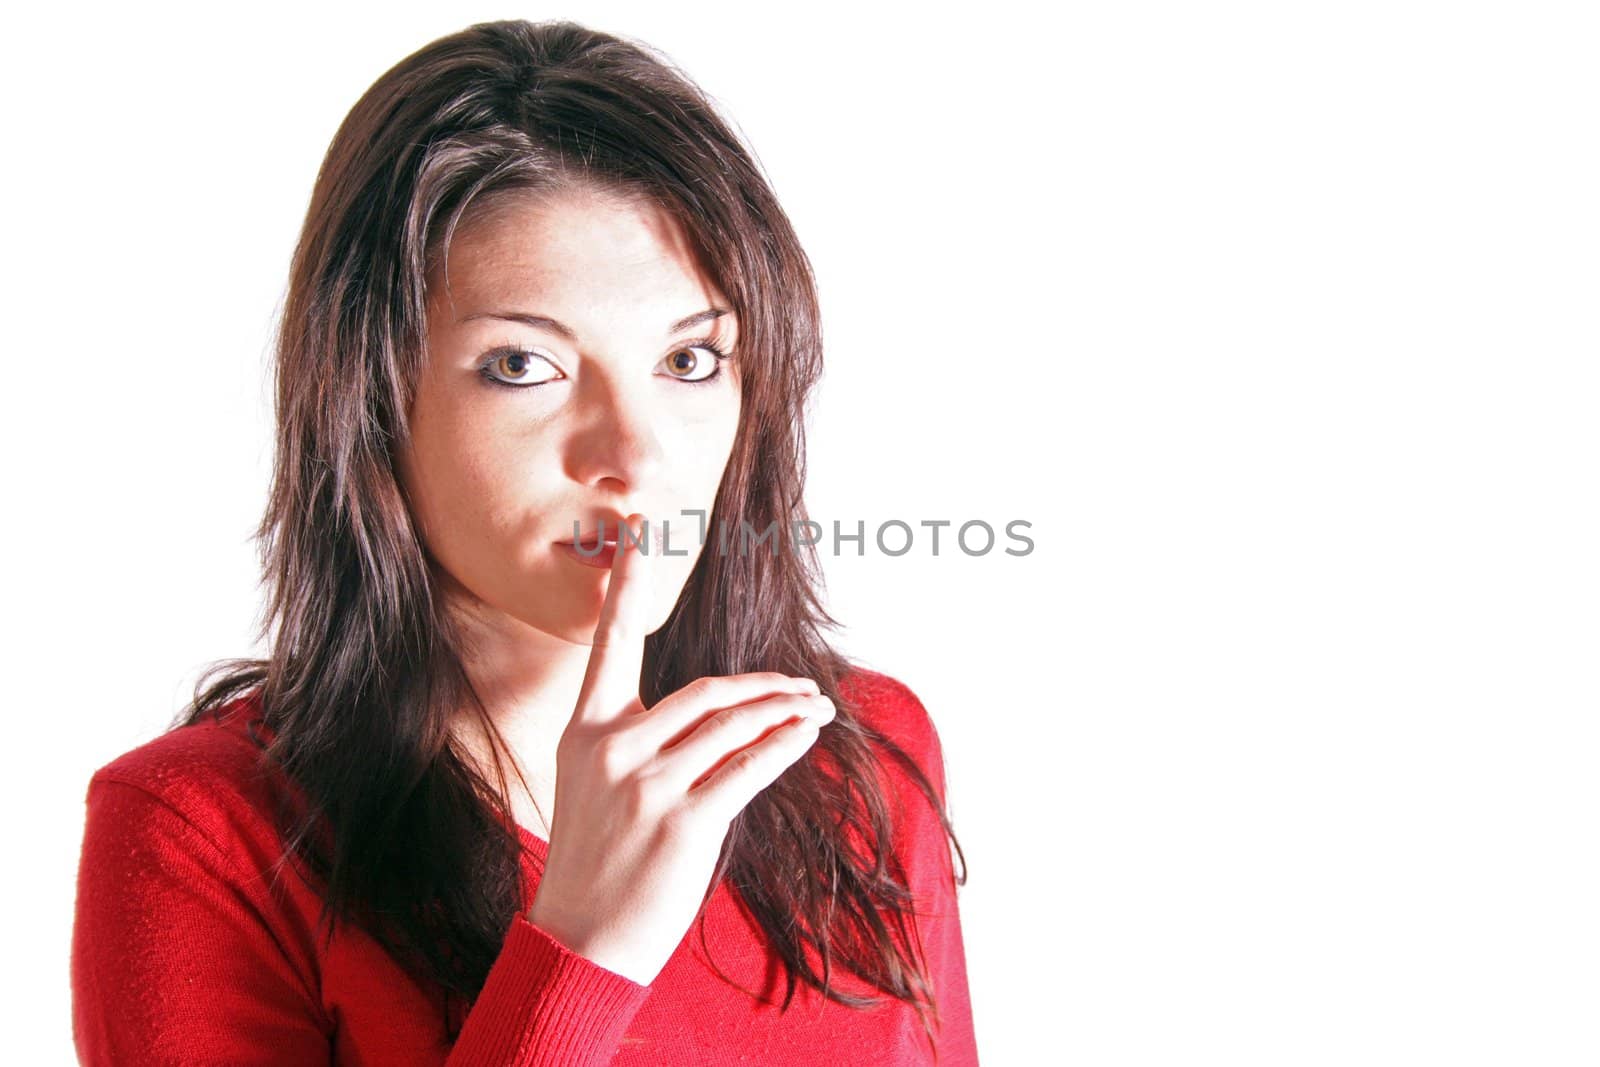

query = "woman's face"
[{"left": 398, "top": 186, "right": 742, "bottom": 644}]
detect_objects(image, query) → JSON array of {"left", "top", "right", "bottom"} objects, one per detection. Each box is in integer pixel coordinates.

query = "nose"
[{"left": 562, "top": 372, "right": 666, "bottom": 493}]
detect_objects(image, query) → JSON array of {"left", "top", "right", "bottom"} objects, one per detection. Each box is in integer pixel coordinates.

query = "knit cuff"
[{"left": 446, "top": 913, "right": 652, "bottom": 1066}]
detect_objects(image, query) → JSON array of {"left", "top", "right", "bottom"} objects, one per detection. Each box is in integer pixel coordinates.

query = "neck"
[{"left": 444, "top": 587, "right": 598, "bottom": 837}]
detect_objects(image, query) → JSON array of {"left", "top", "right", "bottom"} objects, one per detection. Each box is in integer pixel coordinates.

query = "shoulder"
[
  {"left": 837, "top": 666, "right": 965, "bottom": 898},
  {"left": 838, "top": 666, "right": 947, "bottom": 798},
  {"left": 839, "top": 666, "right": 940, "bottom": 751},
  {"left": 84, "top": 690, "right": 281, "bottom": 855}
]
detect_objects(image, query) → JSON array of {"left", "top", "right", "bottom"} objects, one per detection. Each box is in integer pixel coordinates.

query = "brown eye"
[
  {"left": 479, "top": 348, "right": 561, "bottom": 388},
  {"left": 660, "top": 344, "right": 727, "bottom": 383}
]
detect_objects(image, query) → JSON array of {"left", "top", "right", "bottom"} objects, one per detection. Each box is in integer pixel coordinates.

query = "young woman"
[{"left": 70, "top": 18, "right": 977, "bottom": 1066}]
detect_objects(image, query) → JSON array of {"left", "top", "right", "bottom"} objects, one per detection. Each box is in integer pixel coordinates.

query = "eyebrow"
[{"left": 457, "top": 307, "right": 732, "bottom": 340}]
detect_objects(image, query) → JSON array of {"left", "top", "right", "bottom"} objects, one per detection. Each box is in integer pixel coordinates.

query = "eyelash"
[{"left": 475, "top": 337, "right": 735, "bottom": 391}]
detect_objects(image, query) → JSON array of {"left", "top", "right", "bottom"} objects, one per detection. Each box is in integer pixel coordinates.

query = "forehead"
[{"left": 430, "top": 186, "right": 726, "bottom": 309}]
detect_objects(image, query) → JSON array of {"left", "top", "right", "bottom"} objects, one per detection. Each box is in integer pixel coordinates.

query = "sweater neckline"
[{"left": 515, "top": 820, "right": 550, "bottom": 859}]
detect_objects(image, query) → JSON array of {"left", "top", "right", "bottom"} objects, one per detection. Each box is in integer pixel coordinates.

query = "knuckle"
[
  {"left": 729, "top": 700, "right": 768, "bottom": 726},
  {"left": 684, "top": 676, "right": 719, "bottom": 704},
  {"left": 591, "top": 732, "right": 633, "bottom": 779},
  {"left": 630, "top": 760, "right": 671, "bottom": 806},
  {"left": 661, "top": 800, "right": 700, "bottom": 840},
  {"left": 776, "top": 694, "right": 814, "bottom": 720},
  {"left": 738, "top": 700, "right": 788, "bottom": 730},
  {"left": 619, "top": 771, "right": 659, "bottom": 820}
]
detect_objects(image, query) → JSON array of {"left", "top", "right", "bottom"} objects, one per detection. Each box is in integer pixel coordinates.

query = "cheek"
[
  {"left": 677, "top": 422, "right": 743, "bottom": 557},
  {"left": 413, "top": 426, "right": 559, "bottom": 560},
  {"left": 670, "top": 413, "right": 740, "bottom": 504},
  {"left": 680, "top": 397, "right": 741, "bottom": 471}
]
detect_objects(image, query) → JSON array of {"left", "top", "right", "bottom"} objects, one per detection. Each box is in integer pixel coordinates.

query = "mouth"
[
  {"left": 556, "top": 534, "right": 619, "bottom": 551},
  {"left": 554, "top": 513, "right": 631, "bottom": 546},
  {"left": 555, "top": 535, "right": 621, "bottom": 569},
  {"left": 554, "top": 514, "right": 631, "bottom": 562}
]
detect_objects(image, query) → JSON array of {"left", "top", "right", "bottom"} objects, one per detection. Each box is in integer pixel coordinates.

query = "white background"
[{"left": 3, "top": 2, "right": 1596, "bottom": 1064}]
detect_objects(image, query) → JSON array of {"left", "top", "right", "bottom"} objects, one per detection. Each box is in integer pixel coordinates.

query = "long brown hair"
[{"left": 178, "top": 17, "right": 966, "bottom": 1058}]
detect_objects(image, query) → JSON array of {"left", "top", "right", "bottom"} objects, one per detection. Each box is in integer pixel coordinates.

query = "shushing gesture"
[{"left": 527, "top": 514, "right": 835, "bottom": 986}]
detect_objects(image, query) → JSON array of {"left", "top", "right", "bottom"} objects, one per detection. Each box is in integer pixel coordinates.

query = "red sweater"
[{"left": 71, "top": 668, "right": 979, "bottom": 1066}]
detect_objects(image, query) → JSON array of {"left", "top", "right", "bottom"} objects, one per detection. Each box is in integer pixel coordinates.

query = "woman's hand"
[{"left": 527, "top": 514, "right": 834, "bottom": 986}]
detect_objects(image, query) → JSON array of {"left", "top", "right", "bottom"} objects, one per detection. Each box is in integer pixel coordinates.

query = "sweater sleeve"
[
  {"left": 443, "top": 913, "right": 651, "bottom": 1065},
  {"left": 877, "top": 679, "right": 982, "bottom": 1067},
  {"left": 71, "top": 776, "right": 335, "bottom": 1065},
  {"left": 71, "top": 773, "right": 653, "bottom": 1067}
]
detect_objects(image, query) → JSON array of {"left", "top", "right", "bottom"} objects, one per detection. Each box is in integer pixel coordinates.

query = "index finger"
[{"left": 573, "top": 512, "right": 654, "bottom": 725}]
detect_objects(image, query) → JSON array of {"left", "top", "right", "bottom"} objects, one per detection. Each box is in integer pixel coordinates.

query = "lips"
[
  {"left": 562, "top": 532, "right": 618, "bottom": 551},
  {"left": 554, "top": 514, "right": 631, "bottom": 550}
]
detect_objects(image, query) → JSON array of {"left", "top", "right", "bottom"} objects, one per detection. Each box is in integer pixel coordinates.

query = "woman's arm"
[
  {"left": 444, "top": 912, "right": 651, "bottom": 1064},
  {"left": 71, "top": 777, "right": 335, "bottom": 1065},
  {"left": 71, "top": 775, "right": 652, "bottom": 1067}
]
